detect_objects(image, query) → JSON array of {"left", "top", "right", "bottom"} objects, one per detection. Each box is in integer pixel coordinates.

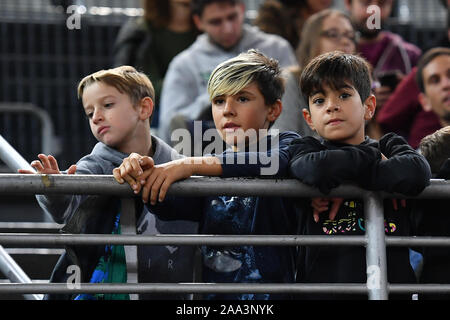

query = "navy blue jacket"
[{"left": 152, "top": 131, "right": 301, "bottom": 300}]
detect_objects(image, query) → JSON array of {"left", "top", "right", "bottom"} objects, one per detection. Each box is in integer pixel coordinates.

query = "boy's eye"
[
  {"left": 105, "top": 102, "right": 114, "bottom": 108},
  {"left": 238, "top": 96, "right": 249, "bottom": 103},
  {"left": 213, "top": 98, "right": 225, "bottom": 105},
  {"left": 340, "top": 93, "right": 351, "bottom": 99},
  {"left": 86, "top": 112, "right": 93, "bottom": 119},
  {"left": 312, "top": 98, "right": 324, "bottom": 105}
]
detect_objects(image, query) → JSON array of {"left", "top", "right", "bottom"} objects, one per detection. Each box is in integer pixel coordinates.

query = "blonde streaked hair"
[
  {"left": 77, "top": 65, "right": 155, "bottom": 106},
  {"left": 207, "top": 49, "right": 285, "bottom": 106}
]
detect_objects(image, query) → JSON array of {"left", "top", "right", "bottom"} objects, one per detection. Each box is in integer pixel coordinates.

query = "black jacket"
[
  {"left": 288, "top": 133, "right": 431, "bottom": 299},
  {"left": 413, "top": 158, "right": 450, "bottom": 299}
]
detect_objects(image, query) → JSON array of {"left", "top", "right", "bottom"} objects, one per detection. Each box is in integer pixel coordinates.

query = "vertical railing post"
[
  {"left": 364, "top": 192, "right": 388, "bottom": 300},
  {"left": 121, "top": 198, "right": 138, "bottom": 300}
]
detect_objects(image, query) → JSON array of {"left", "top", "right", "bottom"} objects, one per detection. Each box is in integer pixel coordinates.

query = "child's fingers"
[
  {"left": 328, "top": 198, "right": 343, "bottom": 221},
  {"left": 47, "top": 155, "right": 60, "bottom": 172},
  {"left": 112, "top": 168, "right": 125, "bottom": 184},
  {"left": 142, "top": 171, "right": 160, "bottom": 203},
  {"left": 67, "top": 165, "right": 77, "bottom": 175},
  {"left": 120, "top": 160, "right": 134, "bottom": 177},
  {"left": 129, "top": 157, "right": 143, "bottom": 177},
  {"left": 139, "top": 156, "right": 155, "bottom": 170},
  {"left": 401, "top": 199, "right": 406, "bottom": 208},
  {"left": 31, "top": 160, "right": 45, "bottom": 173},
  {"left": 158, "top": 177, "right": 174, "bottom": 203},
  {"left": 313, "top": 210, "right": 320, "bottom": 223},
  {"left": 311, "top": 198, "right": 329, "bottom": 212},
  {"left": 37, "top": 154, "right": 52, "bottom": 169},
  {"left": 17, "top": 169, "right": 35, "bottom": 174},
  {"left": 150, "top": 174, "right": 166, "bottom": 206},
  {"left": 120, "top": 171, "right": 139, "bottom": 192},
  {"left": 392, "top": 198, "right": 398, "bottom": 211}
]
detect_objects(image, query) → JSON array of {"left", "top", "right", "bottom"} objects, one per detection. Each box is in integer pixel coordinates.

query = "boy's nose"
[
  {"left": 326, "top": 101, "right": 340, "bottom": 112},
  {"left": 92, "top": 109, "right": 103, "bottom": 123},
  {"left": 222, "top": 99, "right": 236, "bottom": 116}
]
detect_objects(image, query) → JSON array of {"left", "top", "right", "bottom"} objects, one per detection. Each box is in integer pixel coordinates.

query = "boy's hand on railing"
[
  {"left": 113, "top": 153, "right": 154, "bottom": 194},
  {"left": 311, "top": 197, "right": 344, "bottom": 223},
  {"left": 17, "top": 154, "right": 76, "bottom": 175},
  {"left": 142, "top": 159, "right": 193, "bottom": 205},
  {"left": 392, "top": 198, "right": 407, "bottom": 211}
]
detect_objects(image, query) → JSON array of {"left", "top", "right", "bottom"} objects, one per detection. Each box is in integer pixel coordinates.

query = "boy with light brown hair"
[{"left": 19, "top": 66, "right": 197, "bottom": 300}]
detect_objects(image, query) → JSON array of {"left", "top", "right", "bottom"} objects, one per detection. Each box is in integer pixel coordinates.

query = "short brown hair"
[
  {"left": 419, "top": 126, "right": 450, "bottom": 174},
  {"left": 78, "top": 65, "right": 155, "bottom": 105},
  {"left": 300, "top": 51, "right": 372, "bottom": 109}
]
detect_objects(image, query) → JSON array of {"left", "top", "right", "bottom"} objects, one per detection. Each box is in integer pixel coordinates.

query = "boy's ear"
[
  {"left": 418, "top": 92, "right": 433, "bottom": 112},
  {"left": 363, "top": 94, "right": 376, "bottom": 121},
  {"left": 193, "top": 15, "right": 203, "bottom": 32},
  {"left": 302, "top": 108, "right": 315, "bottom": 130},
  {"left": 139, "top": 97, "right": 154, "bottom": 120},
  {"left": 267, "top": 100, "right": 282, "bottom": 122}
]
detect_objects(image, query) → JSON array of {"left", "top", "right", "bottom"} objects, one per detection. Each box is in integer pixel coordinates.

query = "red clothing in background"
[{"left": 377, "top": 67, "right": 441, "bottom": 149}]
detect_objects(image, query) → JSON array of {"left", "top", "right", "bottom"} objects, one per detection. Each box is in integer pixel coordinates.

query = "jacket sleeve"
[
  {"left": 373, "top": 133, "right": 431, "bottom": 195},
  {"left": 35, "top": 157, "right": 103, "bottom": 224},
  {"left": 288, "top": 137, "right": 382, "bottom": 194},
  {"left": 216, "top": 131, "right": 300, "bottom": 178}
]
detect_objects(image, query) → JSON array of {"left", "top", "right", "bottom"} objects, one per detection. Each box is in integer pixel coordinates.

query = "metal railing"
[
  {"left": 0, "top": 174, "right": 449, "bottom": 300},
  {"left": 0, "top": 103, "right": 57, "bottom": 157}
]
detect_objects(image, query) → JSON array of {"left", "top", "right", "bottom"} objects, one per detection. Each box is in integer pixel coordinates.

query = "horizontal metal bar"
[
  {"left": 0, "top": 283, "right": 368, "bottom": 295},
  {"left": 0, "top": 174, "right": 449, "bottom": 199},
  {"left": 2, "top": 282, "right": 450, "bottom": 295},
  {"left": 389, "top": 284, "right": 450, "bottom": 293},
  {"left": 386, "top": 237, "right": 450, "bottom": 246},
  {"left": 2, "top": 233, "right": 450, "bottom": 248},
  {"left": 0, "top": 234, "right": 366, "bottom": 247}
]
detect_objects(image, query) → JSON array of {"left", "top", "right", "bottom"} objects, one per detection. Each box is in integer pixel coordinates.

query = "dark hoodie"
[{"left": 288, "top": 133, "right": 431, "bottom": 299}]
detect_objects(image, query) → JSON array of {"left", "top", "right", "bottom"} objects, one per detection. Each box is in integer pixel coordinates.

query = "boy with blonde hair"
[
  {"left": 288, "top": 51, "right": 431, "bottom": 299},
  {"left": 115, "top": 50, "right": 300, "bottom": 300},
  {"left": 19, "top": 66, "right": 197, "bottom": 300}
]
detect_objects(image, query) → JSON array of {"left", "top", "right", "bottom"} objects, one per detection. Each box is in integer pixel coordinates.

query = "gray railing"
[
  {"left": 0, "top": 103, "right": 57, "bottom": 157},
  {"left": 0, "top": 174, "right": 449, "bottom": 300}
]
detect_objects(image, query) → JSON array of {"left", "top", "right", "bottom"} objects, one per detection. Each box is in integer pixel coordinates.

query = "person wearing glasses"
[{"left": 272, "top": 9, "right": 357, "bottom": 137}]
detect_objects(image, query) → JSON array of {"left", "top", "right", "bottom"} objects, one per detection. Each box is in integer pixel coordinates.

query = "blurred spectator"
[
  {"left": 158, "top": 0, "right": 297, "bottom": 147},
  {"left": 272, "top": 9, "right": 356, "bottom": 137},
  {"left": 377, "top": 0, "right": 449, "bottom": 149},
  {"left": 376, "top": 68, "right": 441, "bottom": 149},
  {"left": 416, "top": 48, "right": 450, "bottom": 131},
  {"left": 344, "top": 0, "right": 422, "bottom": 111},
  {"left": 113, "top": 0, "right": 199, "bottom": 128},
  {"left": 253, "top": 0, "right": 333, "bottom": 50}
]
